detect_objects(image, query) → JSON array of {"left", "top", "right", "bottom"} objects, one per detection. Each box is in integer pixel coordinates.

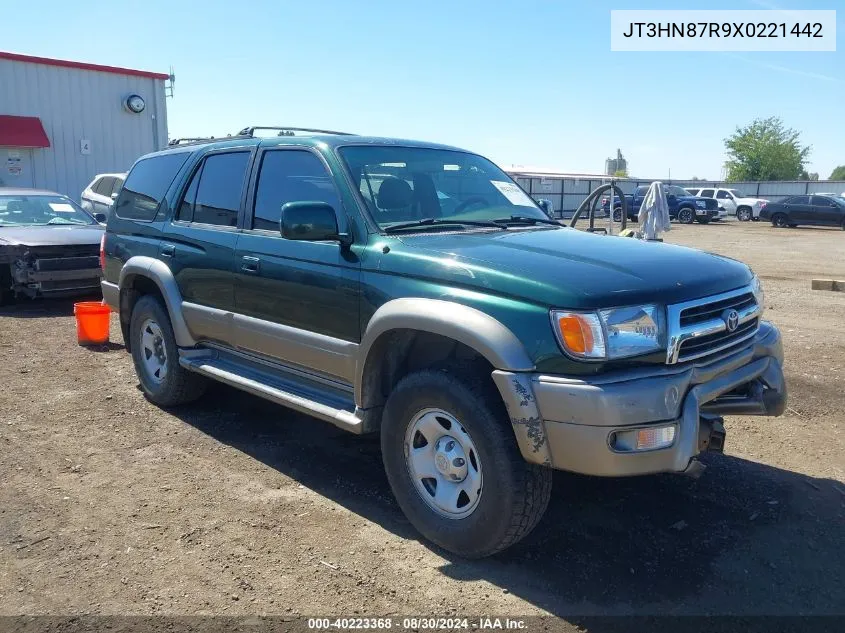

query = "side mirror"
[
  {"left": 94, "top": 213, "right": 107, "bottom": 224},
  {"left": 537, "top": 199, "right": 554, "bottom": 218},
  {"left": 280, "top": 201, "right": 347, "bottom": 243},
  {"left": 110, "top": 192, "right": 119, "bottom": 200}
]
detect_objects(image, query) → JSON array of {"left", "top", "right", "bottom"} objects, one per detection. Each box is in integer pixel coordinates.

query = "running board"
[{"left": 178, "top": 350, "right": 363, "bottom": 434}]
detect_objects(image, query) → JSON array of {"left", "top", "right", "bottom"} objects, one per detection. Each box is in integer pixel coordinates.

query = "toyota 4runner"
[{"left": 101, "top": 128, "right": 787, "bottom": 558}]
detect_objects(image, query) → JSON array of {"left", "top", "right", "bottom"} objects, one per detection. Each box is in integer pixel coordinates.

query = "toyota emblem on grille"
[{"left": 723, "top": 309, "right": 740, "bottom": 332}]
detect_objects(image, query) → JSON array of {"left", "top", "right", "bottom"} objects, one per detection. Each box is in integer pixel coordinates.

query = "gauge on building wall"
[{"left": 124, "top": 94, "right": 146, "bottom": 114}]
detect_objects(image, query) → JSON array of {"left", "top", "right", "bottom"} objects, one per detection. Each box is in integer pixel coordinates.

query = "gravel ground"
[{"left": 0, "top": 220, "right": 843, "bottom": 619}]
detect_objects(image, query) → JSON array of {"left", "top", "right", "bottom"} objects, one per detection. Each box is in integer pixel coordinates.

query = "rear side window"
[
  {"left": 115, "top": 153, "right": 191, "bottom": 221},
  {"left": 685, "top": 188, "right": 699, "bottom": 196},
  {"left": 699, "top": 189, "right": 715, "bottom": 197},
  {"left": 786, "top": 195, "right": 810, "bottom": 205},
  {"left": 251, "top": 150, "right": 341, "bottom": 231},
  {"left": 191, "top": 152, "right": 250, "bottom": 227},
  {"left": 635, "top": 186, "right": 648, "bottom": 196},
  {"left": 93, "top": 177, "right": 115, "bottom": 195},
  {"left": 716, "top": 190, "right": 732, "bottom": 199}
]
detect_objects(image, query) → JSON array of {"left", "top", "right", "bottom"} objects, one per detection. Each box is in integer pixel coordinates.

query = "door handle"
[
  {"left": 241, "top": 255, "right": 260, "bottom": 273},
  {"left": 161, "top": 244, "right": 175, "bottom": 257}
]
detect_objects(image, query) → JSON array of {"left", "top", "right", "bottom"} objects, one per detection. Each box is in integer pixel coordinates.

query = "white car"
[
  {"left": 80, "top": 172, "right": 126, "bottom": 220},
  {"left": 685, "top": 187, "right": 769, "bottom": 221}
]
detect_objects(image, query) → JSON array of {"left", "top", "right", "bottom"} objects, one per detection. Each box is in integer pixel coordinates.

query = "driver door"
[{"left": 716, "top": 190, "right": 736, "bottom": 216}]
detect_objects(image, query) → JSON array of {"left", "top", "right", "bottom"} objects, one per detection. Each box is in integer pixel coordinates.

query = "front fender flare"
[{"left": 118, "top": 256, "right": 196, "bottom": 348}]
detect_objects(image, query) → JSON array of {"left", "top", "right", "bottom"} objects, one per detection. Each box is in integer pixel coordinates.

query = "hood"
[
  {"left": 678, "top": 195, "right": 719, "bottom": 209},
  {"left": 384, "top": 227, "right": 752, "bottom": 309},
  {"left": 0, "top": 224, "right": 104, "bottom": 247}
]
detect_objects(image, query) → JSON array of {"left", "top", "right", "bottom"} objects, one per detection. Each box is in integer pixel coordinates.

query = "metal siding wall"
[{"left": 0, "top": 58, "right": 167, "bottom": 200}]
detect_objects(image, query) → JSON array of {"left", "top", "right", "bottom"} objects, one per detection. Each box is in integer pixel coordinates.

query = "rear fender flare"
[{"left": 118, "top": 256, "right": 196, "bottom": 347}]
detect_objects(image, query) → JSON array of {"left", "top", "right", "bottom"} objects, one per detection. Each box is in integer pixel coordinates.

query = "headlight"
[
  {"left": 695, "top": 200, "right": 706, "bottom": 208},
  {"left": 750, "top": 274, "right": 765, "bottom": 313},
  {"left": 551, "top": 305, "right": 663, "bottom": 360}
]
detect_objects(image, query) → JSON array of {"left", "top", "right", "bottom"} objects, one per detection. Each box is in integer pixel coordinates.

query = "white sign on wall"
[{"left": 80, "top": 139, "right": 91, "bottom": 155}]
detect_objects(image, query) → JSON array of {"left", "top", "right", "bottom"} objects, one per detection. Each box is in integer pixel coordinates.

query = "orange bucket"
[{"left": 74, "top": 301, "right": 111, "bottom": 346}]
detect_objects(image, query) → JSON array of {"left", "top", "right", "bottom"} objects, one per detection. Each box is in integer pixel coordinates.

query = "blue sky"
[{"left": 3, "top": 0, "right": 842, "bottom": 179}]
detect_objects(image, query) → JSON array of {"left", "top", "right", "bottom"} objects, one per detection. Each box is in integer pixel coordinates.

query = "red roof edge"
[
  {"left": 0, "top": 51, "right": 169, "bottom": 80},
  {"left": 0, "top": 115, "right": 51, "bottom": 148}
]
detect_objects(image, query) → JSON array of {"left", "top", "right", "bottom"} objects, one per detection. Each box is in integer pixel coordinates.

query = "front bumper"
[{"left": 493, "top": 321, "right": 786, "bottom": 476}]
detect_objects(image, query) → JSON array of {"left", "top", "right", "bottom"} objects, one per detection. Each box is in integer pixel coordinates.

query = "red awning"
[{"left": 0, "top": 115, "right": 50, "bottom": 148}]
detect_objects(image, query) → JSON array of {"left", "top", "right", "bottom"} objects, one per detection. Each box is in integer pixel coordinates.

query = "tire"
[
  {"left": 737, "top": 207, "right": 752, "bottom": 222},
  {"left": 771, "top": 213, "right": 788, "bottom": 228},
  {"left": 841, "top": 219, "right": 845, "bottom": 231},
  {"left": 381, "top": 366, "right": 552, "bottom": 558},
  {"left": 612, "top": 207, "right": 623, "bottom": 222},
  {"left": 0, "top": 268, "right": 13, "bottom": 307},
  {"left": 677, "top": 207, "right": 694, "bottom": 224},
  {"left": 129, "top": 295, "right": 207, "bottom": 407}
]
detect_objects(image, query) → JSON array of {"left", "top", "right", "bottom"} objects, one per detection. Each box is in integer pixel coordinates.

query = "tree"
[
  {"left": 799, "top": 171, "right": 819, "bottom": 181},
  {"left": 724, "top": 117, "right": 811, "bottom": 181},
  {"left": 613, "top": 169, "right": 629, "bottom": 178},
  {"left": 830, "top": 165, "right": 845, "bottom": 180}
]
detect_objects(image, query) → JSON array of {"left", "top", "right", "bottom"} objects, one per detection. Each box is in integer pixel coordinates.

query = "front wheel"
[
  {"left": 677, "top": 207, "right": 694, "bottom": 224},
  {"left": 381, "top": 367, "right": 552, "bottom": 558},
  {"left": 737, "top": 207, "right": 752, "bottom": 222},
  {"left": 130, "top": 295, "right": 207, "bottom": 407},
  {"left": 772, "top": 214, "right": 788, "bottom": 228},
  {"left": 612, "top": 207, "right": 623, "bottom": 222}
]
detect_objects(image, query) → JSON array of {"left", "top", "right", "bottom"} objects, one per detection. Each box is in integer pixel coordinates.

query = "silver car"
[{"left": 80, "top": 172, "right": 126, "bottom": 219}]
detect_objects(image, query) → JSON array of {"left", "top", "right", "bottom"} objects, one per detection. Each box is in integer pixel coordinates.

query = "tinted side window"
[
  {"left": 716, "top": 190, "right": 732, "bottom": 199},
  {"left": 812, "top": 196, "right": 835, "bottom": 207},
  {"left": 635, "top": 186, "right": 647, "bottom": 196},
  {"left": 93, "top": 177, "right": 115, "bottom": 195},
  {"left": 786, "top": 196, "right": 810, "bottom": 205},
  {"left": 700, "top": 189, "right": 715, "bottom": 197},
  {"left": 116, "top": 153, "right": 191, "bottom": 221},
  {"left": 192, "top": 152, "right": 250, "bottom": 227},
  {"left": 110, "top": 177, "right": 124, "bottom": 196},
  {"left": 252, "top": 150, "right": 341, "bottom": 231},
  {"left": 177, "top": 165, "right": 202, "bottom": 222},
  {"left": 685, "top": 189, "right": 699, "bottom": 196}
]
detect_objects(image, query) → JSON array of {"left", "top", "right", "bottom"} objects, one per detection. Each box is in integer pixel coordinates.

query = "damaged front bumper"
[
  {"left": 3, "top": 248, "right": 101, "bottom": 298},
  {"left": 493, "top": 321, "right": 786, "bottom": 476}
]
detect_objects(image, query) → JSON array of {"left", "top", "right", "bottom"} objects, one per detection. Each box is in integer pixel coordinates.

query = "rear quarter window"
[{"left": 115, "top": 153, "right": 191, "bottom": 221}]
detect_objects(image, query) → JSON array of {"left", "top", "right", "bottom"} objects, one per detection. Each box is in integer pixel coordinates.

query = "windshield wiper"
[
  {"left": 383, "top": 218, "right": 507, "bottom": 233},
  {"left": 492, "top": 215, "right": 562, "bottom": 227}
]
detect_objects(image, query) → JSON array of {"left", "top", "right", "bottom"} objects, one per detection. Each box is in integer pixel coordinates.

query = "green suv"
[{"left": 101, "top": 128, "right": 786, "bottom": 558}]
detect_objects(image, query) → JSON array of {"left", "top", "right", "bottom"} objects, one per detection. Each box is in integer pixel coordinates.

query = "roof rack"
[
  {"left": 237, "top": 126, "right": 356, "bottom": 137},
  {"left": 166, "top": 135, "right": 249, "bottom": 149}
]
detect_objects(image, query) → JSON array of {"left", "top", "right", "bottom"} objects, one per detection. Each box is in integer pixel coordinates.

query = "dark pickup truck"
[
  {"left": 602, "top": 185, "right": 721, "bottom": 224},
  {"left": 101, "top": 129, "right": 786, "bottom": 558}
]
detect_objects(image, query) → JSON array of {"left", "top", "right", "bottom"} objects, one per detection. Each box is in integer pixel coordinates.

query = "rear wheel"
[
  {"left": 737, "top": 207, "right": 752, "bottom": 222},
  {"left": 130, "top": 295, "right": 207, "bottom": 407},
  {"left": 677, "top": 207, "right": 694, "bottom": 224},
  {"left": 381, "top": 366, "right": 552, "bottom": 558},
  {"left": 772, "top": 213, "right": 788, "bottom": 228}
]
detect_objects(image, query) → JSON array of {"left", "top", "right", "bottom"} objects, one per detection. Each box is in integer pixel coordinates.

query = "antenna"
[{"left": 166, "top": 66, "right": 175, "bottom": 98}]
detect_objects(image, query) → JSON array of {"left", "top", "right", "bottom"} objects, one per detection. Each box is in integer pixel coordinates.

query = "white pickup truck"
[{"left": 685, "top": 187, "right": 769, "bottom": 222}]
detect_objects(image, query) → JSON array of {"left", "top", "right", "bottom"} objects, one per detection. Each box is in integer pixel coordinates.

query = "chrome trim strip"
[{"left": 666, "top": 285, "right": 760, "bottom": 364}]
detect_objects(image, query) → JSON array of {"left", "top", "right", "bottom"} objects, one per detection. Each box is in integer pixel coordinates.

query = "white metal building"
[{"left": 0, "top": 51, "right": 169, "bottom": 200}]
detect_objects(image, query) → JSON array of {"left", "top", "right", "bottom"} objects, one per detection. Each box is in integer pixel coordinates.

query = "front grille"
[
  {"left": 678, "top": 317, "right": 758, "bottom": 361},
  {"left": 703, "top": 198, "right": 719, "bottom": 210},
  {"left": 667, "top": 287, "right": 761, "bottom": 364},
  {"left": 35, "top": 256, "right": 100, "bottom": 272},
  {"left": 680, "top": 292, "right": 756, "bottom": 328}
]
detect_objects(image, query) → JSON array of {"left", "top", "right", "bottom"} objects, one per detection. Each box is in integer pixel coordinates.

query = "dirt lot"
[{"left": 1, "top": 221, "right": 843, "bottom": 619}]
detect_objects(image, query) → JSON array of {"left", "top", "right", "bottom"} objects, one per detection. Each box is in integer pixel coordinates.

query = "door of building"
[{"left": 0, "top": 148, "right": 34, "bottom": 188}]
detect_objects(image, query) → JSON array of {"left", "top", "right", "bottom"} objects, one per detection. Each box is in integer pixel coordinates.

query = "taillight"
[
  {"left": 760, "top": 202, "right": 767, "bottom": 210},
  {"left": 100, "top": 233, "right": 106, "bottom": 271},
  {"left": 601, "top": 197, "right": 608, "bottom": 205}
]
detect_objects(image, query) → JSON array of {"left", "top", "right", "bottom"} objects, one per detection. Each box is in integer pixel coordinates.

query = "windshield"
[
  {"left": 727, "top": 189, "right": 745, "bottom": 198},
  {"left": 338, "top": 146, "right": 547, "bottom": 229},
  {"left": 0, "top": 195, "right": 96, "bottom": 226}
]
